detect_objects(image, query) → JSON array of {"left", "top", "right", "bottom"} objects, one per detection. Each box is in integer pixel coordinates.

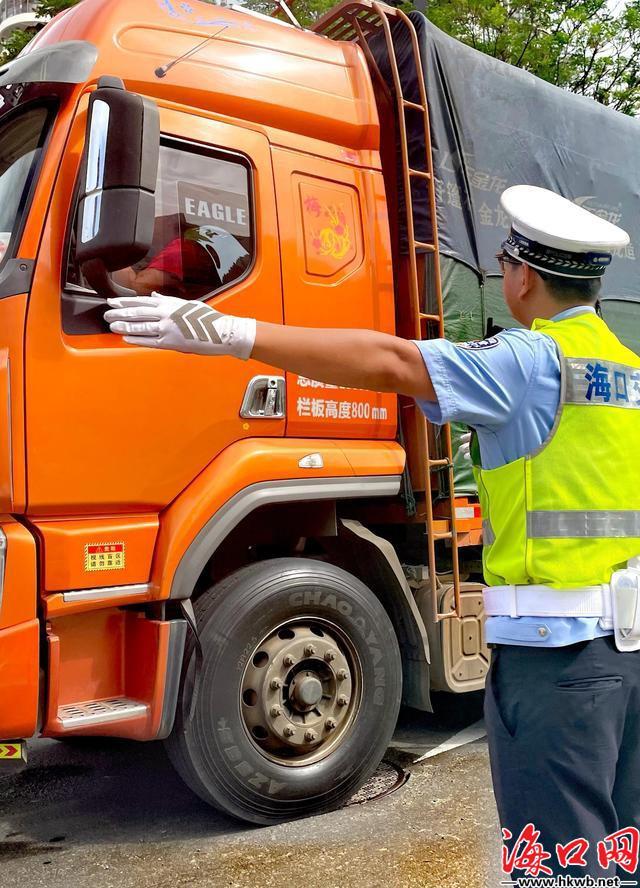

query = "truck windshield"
[{"left": 0, "top": 104, "right": 51, "bottom": 266}]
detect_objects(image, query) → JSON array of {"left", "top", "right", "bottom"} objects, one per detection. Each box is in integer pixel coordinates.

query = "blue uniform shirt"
[{"left": 413, "top": 305, "right": 614, "bottom": 647}]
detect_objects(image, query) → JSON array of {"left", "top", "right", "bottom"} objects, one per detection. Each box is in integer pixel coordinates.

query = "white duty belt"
[{"left": 483, "top": 559, "right": 640, "bottom": 652}]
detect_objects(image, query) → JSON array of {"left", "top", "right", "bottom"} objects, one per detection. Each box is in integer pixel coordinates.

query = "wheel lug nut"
[
  {"left": 284, "top": 726, "right": 296, "bottom": 738},
  {"left": 304, "top": 729, "right": 317, "bottom": 742},
  {"left": 336, "top": 669, "right": 348, "bottom": 681},
  {"left": 304, "top": 644, "right": 315, "bottom": 656},
  {"left": 324, "top": 650, "right": 336, "bottom": 662},
  {"left": 325, "top": 718, "right": 337, "bottom": 731},
  {"left": 270, "top": 678, "right": 282, "bottom": 690},
  {"left": 283, "top": 654, "right": 296, "bottom": 667},
  {"left": 337, "top": 694, "right": 349, "bottom": 707},
  {"left": 270, "top": 705, "right": 282, "bottom": 718}
]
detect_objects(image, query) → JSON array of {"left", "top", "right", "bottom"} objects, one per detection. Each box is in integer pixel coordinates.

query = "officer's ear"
[{"left": 518, "top": 262, "right": 539, "bottom": 298}]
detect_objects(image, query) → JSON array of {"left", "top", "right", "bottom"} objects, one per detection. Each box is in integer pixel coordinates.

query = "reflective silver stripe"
[
  {"left": 63, "top": 583, "right": 151, "bottom": 602},
  {"left": 527, "top": 510, "right": 640, "bottom": 539},
  {"left": 482, "top": 519, "right": 495, "bottom": 546},
  {"left": 563, "top": 358, "right": 640, "bottom": 409}
]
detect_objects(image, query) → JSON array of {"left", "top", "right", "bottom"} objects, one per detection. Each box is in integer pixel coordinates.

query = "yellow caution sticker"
[
  {"left": 84, "top": 542, "right": 125, "bottom": 572},
  {"left": 0, "top": 742, "right": 23, "bottom": 760}
]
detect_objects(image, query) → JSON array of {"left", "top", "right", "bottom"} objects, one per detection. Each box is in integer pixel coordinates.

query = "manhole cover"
[{"left": 344, "top": 759, "right": 409, "bottom": 807}]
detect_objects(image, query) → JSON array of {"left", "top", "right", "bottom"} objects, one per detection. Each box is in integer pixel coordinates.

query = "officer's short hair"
[{"left": 535, "top": 268, "right": 602, "bottom": 304}]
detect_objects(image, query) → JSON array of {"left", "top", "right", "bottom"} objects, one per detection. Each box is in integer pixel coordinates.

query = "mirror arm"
[{"left": 80, "top": 258, "right": 138, "bottom": 301}]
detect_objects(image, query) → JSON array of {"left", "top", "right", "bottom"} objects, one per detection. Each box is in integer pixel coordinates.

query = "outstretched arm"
[
  {"left": 104, "top": 292, "right": 436, "bottom": 401},
  {"left": 252, "top": 322, "right": 435, "bottom": 400}
]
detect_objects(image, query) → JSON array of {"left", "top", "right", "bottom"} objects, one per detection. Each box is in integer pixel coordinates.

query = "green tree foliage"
[
  {"left": 244, "top": 0, "right": 335, "bottom": 27},
  {"left": 33, "top": 0, "right": 79, "bottom": 16},
  {"left": 426, "top": 0, "right": 640, "bottom": 115},
  {"left": 0, "top": 0, "right": 78, "bottom": 62},
  {"left": 0, "top": 26, "right": 35, "bottom": 63}
]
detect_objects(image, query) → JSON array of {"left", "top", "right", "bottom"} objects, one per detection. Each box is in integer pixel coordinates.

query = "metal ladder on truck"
[{"left": 314, "top": 0, "right": 462, "bottom": 624}]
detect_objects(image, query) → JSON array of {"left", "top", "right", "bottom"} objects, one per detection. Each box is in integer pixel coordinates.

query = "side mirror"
[{"left": 75, "top": 76, "right": 159, "bottom": 296}]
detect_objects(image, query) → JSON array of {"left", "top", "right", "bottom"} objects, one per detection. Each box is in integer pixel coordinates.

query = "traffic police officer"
[{"left": 104, "top": 185, "right": 639, "bottom": 879}]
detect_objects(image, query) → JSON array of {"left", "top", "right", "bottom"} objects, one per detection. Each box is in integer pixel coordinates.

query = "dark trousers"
[{"left": 484, "top": 636, "right": 640, "bottom": 879}]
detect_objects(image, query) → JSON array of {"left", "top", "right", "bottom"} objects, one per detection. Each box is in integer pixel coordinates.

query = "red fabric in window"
[{"left": 147, "top": 237, "right": 218, "bottom": 284}]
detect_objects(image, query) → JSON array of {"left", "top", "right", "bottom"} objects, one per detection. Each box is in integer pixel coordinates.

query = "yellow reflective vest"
[{"left": 475, "top": 311, "right": 640, "bottom": 588}]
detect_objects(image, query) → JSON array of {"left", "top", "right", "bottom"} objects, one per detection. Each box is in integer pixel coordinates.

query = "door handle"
[{"left": 240, "top": 376, "right": 286, "bottom": 419}]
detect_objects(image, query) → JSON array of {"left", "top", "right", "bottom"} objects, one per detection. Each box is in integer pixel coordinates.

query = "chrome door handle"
[{"left": 240, "top": 375, "right": 286, "bottom": 419}]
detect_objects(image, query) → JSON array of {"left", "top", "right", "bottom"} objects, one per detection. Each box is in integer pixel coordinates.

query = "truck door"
[
  {"left": 25, "top": 101, "right": 284, "bottom": 516},
  {"left": 0, "top": 97, "right": 60, "bottom": 741},
  {"left": 271, "top": 148, "right": 397, "bottom": 440}
]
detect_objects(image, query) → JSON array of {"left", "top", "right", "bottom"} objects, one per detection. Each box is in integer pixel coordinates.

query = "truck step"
[{"left": 58, "top": 697, "right": 148, "bottom": 728}]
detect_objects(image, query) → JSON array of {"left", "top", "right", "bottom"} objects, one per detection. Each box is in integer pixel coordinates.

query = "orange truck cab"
[{"left": 0, "top": 0, "right": 487, "bottom": 823}]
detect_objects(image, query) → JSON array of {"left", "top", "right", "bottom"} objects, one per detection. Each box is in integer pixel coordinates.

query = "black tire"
[{"left": 164, "top": 557, "right": 402, "bottom": 825}]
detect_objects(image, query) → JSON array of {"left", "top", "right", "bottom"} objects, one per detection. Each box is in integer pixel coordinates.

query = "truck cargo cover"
[{"left": 371, "top": 11, "right": 640, "bottom": 302}]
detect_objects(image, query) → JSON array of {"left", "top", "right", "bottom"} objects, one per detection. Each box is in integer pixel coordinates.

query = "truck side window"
[
  {"left": 67, "top": 140, "right": 254, "bottom": 301},
  {"left": 0, "top": 105, "right": 52, "bottom": 269}
]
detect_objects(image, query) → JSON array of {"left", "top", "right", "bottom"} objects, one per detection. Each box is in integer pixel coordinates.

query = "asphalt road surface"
[{"left": 0, "top": 692, "right": 503, "bottom": 888}]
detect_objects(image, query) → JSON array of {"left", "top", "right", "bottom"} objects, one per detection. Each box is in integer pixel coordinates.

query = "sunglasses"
[{"left": 495, "top": 250, "right": 522, "bottom": 273}]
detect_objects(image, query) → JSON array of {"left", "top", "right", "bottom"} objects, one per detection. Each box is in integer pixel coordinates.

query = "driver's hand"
[{"left": 104, "top": 292, "right": 256, "bottom": 360}]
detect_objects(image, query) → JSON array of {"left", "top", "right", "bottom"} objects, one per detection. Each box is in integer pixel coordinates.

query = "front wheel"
[{"left": 165, "top": 558, "right": 402, "bottom": 824}]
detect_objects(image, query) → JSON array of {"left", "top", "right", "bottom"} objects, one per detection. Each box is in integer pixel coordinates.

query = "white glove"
[
  {"left": 104, "top": 292, "right": 257, "bottom": 360},
  {"left": 458, "top": 431, "right": 472, "bottom": 462}
]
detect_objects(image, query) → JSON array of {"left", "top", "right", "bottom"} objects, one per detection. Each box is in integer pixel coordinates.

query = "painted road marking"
[{"left": 413, "top": 720, "right": 486, "bottom": 763}]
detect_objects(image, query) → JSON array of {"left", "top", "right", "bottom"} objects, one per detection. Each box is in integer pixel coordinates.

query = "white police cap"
[{"left": 500, "top": 185, "right": 630, "bottom": 278}]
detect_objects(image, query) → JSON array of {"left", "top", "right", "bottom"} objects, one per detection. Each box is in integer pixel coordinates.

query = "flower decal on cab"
[{"left": 305, "top": 201, "right": 352, "bottom": 260}]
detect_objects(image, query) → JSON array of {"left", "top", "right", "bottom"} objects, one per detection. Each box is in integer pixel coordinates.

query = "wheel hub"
[
  {"left": 240, "top": 621, "right": 359, "bottom": 765},
  {"left": 291, "top": 675, "right": 323, "bottom": 708}
]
